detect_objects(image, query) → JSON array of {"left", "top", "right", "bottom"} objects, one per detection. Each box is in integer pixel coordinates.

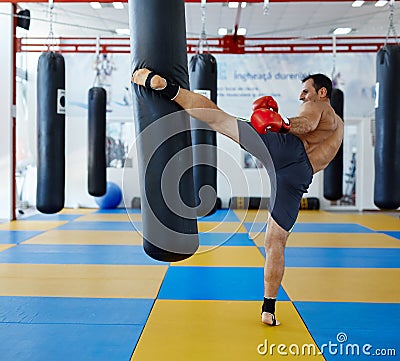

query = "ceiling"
[{"left": 15, "top": 1, "right": 399, "bottom": 39}]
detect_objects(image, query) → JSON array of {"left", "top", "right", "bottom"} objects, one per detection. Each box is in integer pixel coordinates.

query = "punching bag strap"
[
  {"left": 144, "top": 71, "right": 180, "bottom": 100},
  {"left": 380, "top": 48, "right": 386, "bottom": 65},
  {"left": 197, "top": 0, "right": 210, "bottom": 54},
  {"left": 385, "top": 0, "right": 399, "bottom": 45},
  {"left": 144, "top": 71, "right": 157, "bottom": 88},
  {"left": 331, "top": 35, "right": 337, "bottom": 82},
  {"left": 263, "top": 0, "right": 270, "bottom": 15},
  {"left": 45, "top": 0, "right": 55, "bottom": 51}
]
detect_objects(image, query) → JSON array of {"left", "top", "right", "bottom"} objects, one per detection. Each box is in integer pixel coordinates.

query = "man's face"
[{"left": 299, "top": 79, "right": 318, "bottom": 103}]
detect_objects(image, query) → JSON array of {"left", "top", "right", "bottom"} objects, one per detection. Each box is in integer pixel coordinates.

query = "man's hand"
[
  {"left": 250, "top": 108, "right": 291, "bottom": 134},
  {"left": 252, "top": 95, "right": 279, "bottom": 113}
]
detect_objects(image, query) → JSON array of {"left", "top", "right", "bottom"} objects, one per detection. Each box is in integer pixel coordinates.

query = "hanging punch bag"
[
  {"left": 129, "top": 0, "right": 199, "bottom": 262},
  {"left": 189, "top": 53, "right": 218, "bottom": 216},
  {"left": 36, "top": 52, "right": 65, "bottom": 214},
  {"left": 88, "top": 87, "right": 107, "bottom": 197},
  {"left": 324, "top": 88, "right": 344, "bottom": 201},
  {"left": 374, "top": 45, "right": 400, "bottom": 209}
]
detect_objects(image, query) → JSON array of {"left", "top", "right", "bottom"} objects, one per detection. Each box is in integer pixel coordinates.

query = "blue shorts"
[{"left": 238, "top": 120, "right": 314, "bottom": 231}]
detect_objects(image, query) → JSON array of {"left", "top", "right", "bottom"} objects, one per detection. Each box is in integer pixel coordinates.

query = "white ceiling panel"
[{"left": 16, "top": 1, "right": 399, "bottom": 39}]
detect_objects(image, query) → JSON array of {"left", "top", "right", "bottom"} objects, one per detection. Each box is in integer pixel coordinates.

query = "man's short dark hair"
[{"left": 302, "top": 73, "right": 332, "bottom": 99}]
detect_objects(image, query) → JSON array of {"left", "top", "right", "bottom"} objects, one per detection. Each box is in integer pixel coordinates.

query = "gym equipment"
[
  {"left": 299, "top": 197, "right": 320, "bottom": 210},
  {"left": 323, "top": 88, "right": 344, "bottom": 201},
  {"left": 17, "top": 9, "right": 30, "bottom": 30},
  {"left": 94, "top": 181, "right": 122, "bottom": 209},
  {"left": 129, "top": 0, "right": 199, "bottom": 261},
  {"left": 341, "top": 150, "right": 356, "bottom": 205},
  {"left": 189, "top": 53, "right": 218, "bottom": 216},
  {"left": 374, "top": 45, "right": 400, "bottom": 209},
  {"left": 215, "top": 197, "right": 222, "bottom": 210},
  {"left": 131, "top": 197, "right": 141, "bottom": 209},
  {"left": 36, "top": 52, "right": 65, "bottom": 214},
  {"left": 88, "top": 87, "right": 107, "bottom": 197},
  {"left": 229, "top": 197, "right": 270, "bottom": 210},
  {"left": 229, "top": 197, "right": 320, "bottom": 210}
]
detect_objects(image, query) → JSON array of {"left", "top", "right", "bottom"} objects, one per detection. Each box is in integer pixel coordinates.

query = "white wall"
[
  {"left": 0, "top": 4, "right": 14, "bottom": 219},
  {"left": 359, "top": 117, "right": 377, "bottom": 210},
  {"left": 321, "top": 117, "right": 378, "bottom": 211}
]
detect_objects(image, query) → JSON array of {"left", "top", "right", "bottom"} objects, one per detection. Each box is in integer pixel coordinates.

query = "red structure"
[{"left": 17, "top": 36, "right": 395, "bottom": 54}]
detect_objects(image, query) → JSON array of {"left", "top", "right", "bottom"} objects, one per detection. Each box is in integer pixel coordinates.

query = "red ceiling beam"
[{"left": 16, "top": 36, "right": 394, "bottom": 54}]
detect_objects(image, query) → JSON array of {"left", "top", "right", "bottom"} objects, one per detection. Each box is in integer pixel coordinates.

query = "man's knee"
[{"left": 264, "top": 217, "right": 289, "bottom": 250}]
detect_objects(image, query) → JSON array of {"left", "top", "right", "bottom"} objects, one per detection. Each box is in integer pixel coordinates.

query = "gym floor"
[{"left": 0, "top": 208, "right": 399, "bottom": 361}]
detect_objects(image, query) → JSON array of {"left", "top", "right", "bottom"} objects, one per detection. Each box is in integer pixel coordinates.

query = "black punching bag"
[
  {"left": 36, "top": 52, "right": 65, "bottom": 214},
  {"left": 88, "top": 87, "right": 107, "bottom": 197},
  {"left": 324, "top": 88, "right": 344, "bottom": 201},
  {"left": 189, "top": 53, "right": 218, "bottom": 216},
  {"left": 129, "top": 0, "right": 199, "bottom": 261},
  {"left": 375, "top": 45, "right": 400, "bottom": 209}
]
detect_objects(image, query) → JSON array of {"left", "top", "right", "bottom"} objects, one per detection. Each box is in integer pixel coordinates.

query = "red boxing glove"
[
  {"left": 252, "top": 96, "right": 279, "bottom": 113},
  {"left": 250, "top": 108, "right": 291, "bottom": 134}
]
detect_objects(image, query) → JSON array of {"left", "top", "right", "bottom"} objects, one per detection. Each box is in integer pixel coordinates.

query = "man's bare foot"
[
  {"left": 131, "top": 68, "right": 151, "bottom": 86},
  {"left": 131, "top": 68, "right": 165, "bottom": 89},
  {"left": 262, "top": 312, "right": 280, "bottom": 326}
]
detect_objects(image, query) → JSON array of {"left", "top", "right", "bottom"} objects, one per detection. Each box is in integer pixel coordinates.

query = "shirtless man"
[{"left": 132, "top": 69, "right": 344, "bottom": 326}]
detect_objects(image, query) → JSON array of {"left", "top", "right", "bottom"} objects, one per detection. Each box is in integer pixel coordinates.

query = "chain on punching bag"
[
  {"left": 129, "top": 0, "right": 199, "bottom": 261},
  {"left": 36, "top": 52, "right": 65, "bottom": 214}
]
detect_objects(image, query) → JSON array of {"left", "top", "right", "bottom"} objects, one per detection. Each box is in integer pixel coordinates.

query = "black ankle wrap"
[
  {"left": 262, "top": 297, "right": 276, "bottom": 315},
  {"left": 144, "top": 71, "right": 180, "bottom": 100}
]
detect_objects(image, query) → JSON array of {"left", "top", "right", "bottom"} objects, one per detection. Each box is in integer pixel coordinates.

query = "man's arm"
[
  {"left": 288, "top": 102, "right": 322, "bottom": 135},
  {"left": 131, "top": 69, "right": 239, "bottom": 142}
]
